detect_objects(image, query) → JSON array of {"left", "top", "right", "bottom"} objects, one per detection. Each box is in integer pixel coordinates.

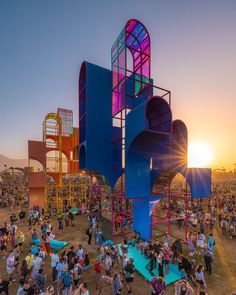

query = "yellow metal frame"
[
  {"left": 45, "top": 174, "right": 90, "bottom": 212},
  {"left": 43, "top": 113, "right": 63, "bottom": 211}
]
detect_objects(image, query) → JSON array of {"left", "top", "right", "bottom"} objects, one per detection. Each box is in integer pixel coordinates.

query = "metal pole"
[
  {"left": 111, "top": 193, "right": 114, "bottom": 241},
  {"left": 185, "top": 179, "right": 189, "bottom": 241},
  {"left": 168, "top": 178, "right": 171, "bottom": 235}
]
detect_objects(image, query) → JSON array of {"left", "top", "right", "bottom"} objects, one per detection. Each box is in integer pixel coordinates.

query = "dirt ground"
[{"left": 0, "top": 208, "right": 236, "bottom": 295}]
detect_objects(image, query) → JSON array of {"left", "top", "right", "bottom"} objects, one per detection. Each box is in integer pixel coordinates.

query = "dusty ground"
[{"left": 0, "top": 208, "right": 236, "bottom": 295}]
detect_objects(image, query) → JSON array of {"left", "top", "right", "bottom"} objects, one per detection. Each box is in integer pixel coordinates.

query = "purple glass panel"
[
  {"left": 142, "top": 58, "right": 150, "bottom": 78},
  {"left": 112, "top": 92, "right": 118, "bottom": 115},
  {"left": 125, "top": 20, "right": 150, "bottom": 95},
  {"left": 126, "top": 19, "right": 137, "bottom": 33},
  {"left": 112, "top": 19, "right": 150, "bottom": 112}
]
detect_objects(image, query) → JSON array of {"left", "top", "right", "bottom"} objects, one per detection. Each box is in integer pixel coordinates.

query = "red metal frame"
[{"left": 151, "top": 178, "right": 190, "bottom": 241}]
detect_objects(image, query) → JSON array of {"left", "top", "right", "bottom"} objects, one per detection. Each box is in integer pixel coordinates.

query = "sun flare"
[{"left": 188, "top": 142, "right": 213, "bottom": 168}]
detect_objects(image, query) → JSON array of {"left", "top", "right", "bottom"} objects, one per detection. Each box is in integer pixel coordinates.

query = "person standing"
[
  {"left": 0, "top": 275, "right": 10, "bottom": 295},
  {"left": 23, "top": 280, "right": 34, "bottom": 295},
  {"left": 163, "top": 233, "right": 171, "bottom": 246},
  {"left": 66, "top": 246, "right": 76, "bottom": 270},
  {"left": 77, "top": 245, "right": 85, "bottom": 263},
  {"left": 25, "top": 250, "right": 35, "bottom": 277},
  {"left": 60, "top": 265, "right": 72, "bottom": 295},
  {"left": 58, "top": 216, "right": 64, "bottom": 231},
  {"left": 175, "top": 279, "right": 194, "bottom": 295},
  {"left": 94, "top": 259, "right": 104, "bottom": 290},
  {"left": 204, "top": 246, "right": 213, "bottom": 275},
  {"left": 16, "top": 278, "right": 25, "bottom": 295},
  {"left": 35, "top": 268, "right": 46, "bottom": 293},
  {"left": 9, "top": 222, "right": 17, "bottom": 249},
  {"left": 149, "top": 249, "right": 156, "bottom": 276},
  {"left": 157, "top": 249, "right": 164, "bottom": 278},
  {"left": 18, "top": 210, "right": 26, "bottom": 225},
  {"left": 31, "top": 228, "right": 38, "bottom": 240},
  {"left": 33, "top": 209, "right": 40, "bottom": 225},
  {"left": 56, "top": 257, "right": 66, "bottom": 281},
  {"left": 220, "top": 218, "right": 227, "bottom": 236},
  {"left": 51, "top": 250, "right": 59, "bottom": 281},
  {"left": 17, "top": 231, "right": 25, "bottom": 252},
  {"left": 13, "top": 244, "right": 20, "bottom": 272},
  {"left": 46, "top": 221, "right": 52, "bottom": 234},
  {"left": 45, "top": 232, "right": 51, "bottom": 254},
  {"left": 163, "top": 244, "right": 172, "bottom": 275},
  {"left": 104, "top": 252, "right": 113, "bottom": 276},
  {"left": 32, "top": 252, "right": 43, "bottom": 280},
  {"left": 86, "top": 227, "right": 93, "bottom": 245},
  {"left": 20, "top": 259, "right": 29, "bottom": 279},
  {"left": 72, "top": 259, "right": 83, "bottom": 287},
  {"left": 187, "top": 233, "right": 196, "bottom": 255},
  {"left": 124, "top": 258, "right": 135, "bottom": 294},
  {"left": 207, "top": 234, "right": 215, "bottom": 251},
  {"left": 150, "top": 276, "right": 166, "bottom": 295},
  {"left": 112, "top": 273, "right": 123, "bottom": 295},
  {"left": 6, "top": 251, "right": 15, "bottom": 281},
  {"left": 195, "top": 264, "right": 207, "bottom": 293}
]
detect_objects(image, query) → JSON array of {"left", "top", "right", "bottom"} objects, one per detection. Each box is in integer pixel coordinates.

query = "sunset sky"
[{"left": 0, "top": 0, "right": 236, "bottom": 169}]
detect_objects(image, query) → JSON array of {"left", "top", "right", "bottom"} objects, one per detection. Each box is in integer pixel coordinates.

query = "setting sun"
[{"left": 188, "top": 142, "right": 213, "bottom": 168}]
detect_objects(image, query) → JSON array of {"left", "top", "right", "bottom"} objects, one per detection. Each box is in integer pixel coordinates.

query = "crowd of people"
[
  {"left": 0, "top": 171, "right": 236, "bottom": 294},
  {"left": 0, "top": 169, "right": 28, "bottom": 209},
  {"left": 212, "top": 184, "right": 236, "bottom": 239},
  {"left": 0, "top": 206, "right": 93, "bottom": 295}
]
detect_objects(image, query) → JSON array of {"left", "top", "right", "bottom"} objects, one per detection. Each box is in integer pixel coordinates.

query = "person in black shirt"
[
  {"left": 149, "top": 250, "right": 156, "bottom": 276},
  {"left": 66, "top": 246, "right": 76, "bottom": 269},
  {"left": 172, "top": 239, "right": 183, "bottom": 261},
  {"left": 23, "top": 280, "right": 34, "bottom": 295},
  {"left": 0, "top": 223, "right": 8, "bottom": 236},
  {"left": 18, "top": 210, "right": 26, "bottom": 225},
  {"left": 178, "top": 255, "right": 196, "bottom": 287},
  {"left": 86, "top": 227, "right": 93, "bottom": 245},
  {"left": 0, "top": 276, "right": 10, "bottom": 295},
  {"left": 68, "top": 212, "right": 74, "bottom": 226}
]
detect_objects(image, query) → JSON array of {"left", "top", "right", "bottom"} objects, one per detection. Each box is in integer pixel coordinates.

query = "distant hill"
[{"left": 0, "top": 154, "right": 28, "bottom": 171}]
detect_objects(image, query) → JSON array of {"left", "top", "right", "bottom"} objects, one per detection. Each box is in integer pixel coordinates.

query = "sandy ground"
[{"left": 0, "top": 208, "right": 236, "bottom": 295}]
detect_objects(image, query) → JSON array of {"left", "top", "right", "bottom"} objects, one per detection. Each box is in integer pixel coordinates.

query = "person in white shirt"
[
  {"left": 51, "top": 250, "right": 59, "bottom": 281},
  {"left": 46, "top": 221, "right": 52, "bottom": 234},
  {"left": 32, "top": 253, "right": 43, "bottom": 280},
  {"left": 104, "top": 253, "right": 112, "bottom": 276},
  {"left": 49, "top": 232, "right": 55, "bottom": 240},
  {"left": 197, "top": 233, "right": 205, "bottom": 254},
  {"left": 77, "top": 245, "right": 84, "bottom": 261}
]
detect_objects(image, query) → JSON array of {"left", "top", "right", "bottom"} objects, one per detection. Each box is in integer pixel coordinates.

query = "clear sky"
[{"left": 0, "top": 0, "right": 236, "bottom": 169}]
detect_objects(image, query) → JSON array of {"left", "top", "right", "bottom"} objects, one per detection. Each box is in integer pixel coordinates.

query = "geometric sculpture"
[{"left": 79, "top": 19, "right": 211, "bottom": 241}]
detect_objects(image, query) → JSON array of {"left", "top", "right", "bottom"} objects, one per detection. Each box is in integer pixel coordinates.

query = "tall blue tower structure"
[{"left": 79, "top": 19, "right": 211, "bottom": 241}]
